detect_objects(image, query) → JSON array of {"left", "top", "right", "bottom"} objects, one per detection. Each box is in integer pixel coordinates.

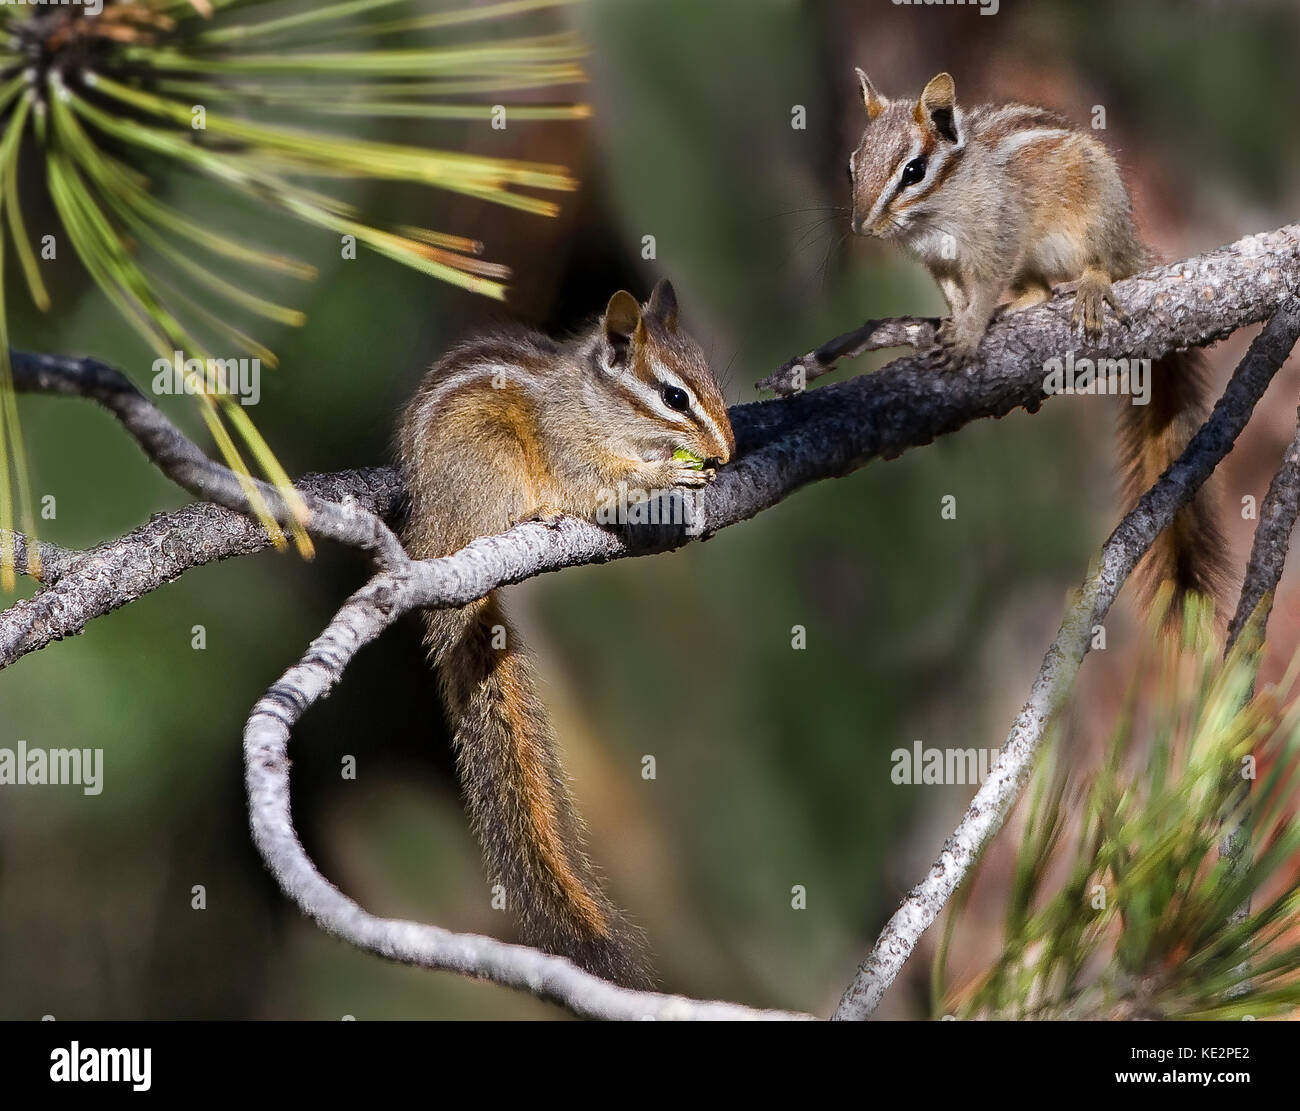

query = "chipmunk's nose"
[
  {"left": 711, "top": 417, "right": 735, "bottom": 466},
  {"left": 851, "top": 213, "right": 866, "bottom": 236}
]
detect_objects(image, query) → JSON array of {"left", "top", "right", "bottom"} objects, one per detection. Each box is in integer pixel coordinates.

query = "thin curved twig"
[
  {"left": 755, "top": 315, "right": 938, "bottom": 395},
  {"left": 244, "top": 562, "right": 812, "bottom": 1020},
  {"left": 9, "top": 351, "right": 407, "bottom": 568},
  {"left": 1219, "top": 390, "right": 1300, "bottom": 968}
]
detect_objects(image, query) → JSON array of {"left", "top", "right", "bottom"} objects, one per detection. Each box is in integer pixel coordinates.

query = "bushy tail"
[
  {"left": 1117, "top": 348, "right": 1227, "bottom": 612},
  {"left": 425, "top": 595, "right": 651, "bottom": 987}
]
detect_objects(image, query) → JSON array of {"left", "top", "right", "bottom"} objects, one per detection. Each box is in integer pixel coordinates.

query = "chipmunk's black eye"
[
  {"left": 900, "top": 156, "right": 927, "bottom": 187},
  {"left": 660, "top": 384, "right": 690, "bottom": 412}
]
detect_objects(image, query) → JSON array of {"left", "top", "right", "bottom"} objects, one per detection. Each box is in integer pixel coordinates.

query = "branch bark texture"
[
  {"left": 832, "top": 298, "right": 1300, "bottom": 1020},
  {"left": 6, "top": 224, "right": 1297, "bottom": 668},
  {"left": 3, "top": 224, "right": 1299, "bottom": 1019}
]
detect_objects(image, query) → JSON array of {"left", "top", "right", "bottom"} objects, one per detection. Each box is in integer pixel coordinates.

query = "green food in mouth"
[{"left": 673, "top": 448, "right": 705, "bottom": 470}]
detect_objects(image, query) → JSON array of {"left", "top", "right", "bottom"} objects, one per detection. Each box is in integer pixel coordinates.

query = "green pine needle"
[
  {"left": 0, "top": 0, "right": 587, "bottom": 574},
  {"left": 937, "top": 587, "right": 1300, "bottom": 1020}
]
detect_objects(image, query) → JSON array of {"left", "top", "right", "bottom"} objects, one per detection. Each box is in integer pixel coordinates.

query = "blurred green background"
[{"left": 3, "top": 0, "right": 1299, "bottom": 1019}]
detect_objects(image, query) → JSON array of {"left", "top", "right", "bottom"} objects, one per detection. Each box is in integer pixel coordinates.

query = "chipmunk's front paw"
[
  {"left": 667, "top": 464, "right": 717, "bottom": 489},
  {"left": 922, "top": 320, "right": 977, "bottom": 370},
  {"left": 1071, "top": 276, "right": 1129, "bottom": 341},
  {"left": 514, "top": 505, "right": 567, "bottom": 529},
  {"left": 644, "top": 449, "right": 717, "bottom": 489}
]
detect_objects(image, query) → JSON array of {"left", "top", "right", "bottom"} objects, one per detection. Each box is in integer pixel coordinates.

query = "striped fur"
[
  {"left": 398, "top": 283, "right": 732, "bottom": 984},
  {"left": 850, "top": 70, "right": 1223, "bottom": 611}
]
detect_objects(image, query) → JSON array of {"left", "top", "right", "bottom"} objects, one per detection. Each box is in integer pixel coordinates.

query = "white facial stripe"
[
  {"left": 640, "top": 360, "right": 695, "bottom": 425},
  {"left": 870, "top": 132, "right": 959, "bottom": 227},
  {"left": 605, "top": 363, "right": 689, "bottom": 427},
  {"left": 649, "top": 360, "right": 692, "bottom": 398},
  {"left": 652, "top": 359, "right": 730, "bottom": 452},
  {"left": 866, "top": 135, "right": 924, "bottom": 228},
  {"left": 867, "top": 103, "right": 970, "bottom": 228},
  {"left": 597, "top": 344, "right": 702, "bottom": 437},
  {"left": 693, "top": 405, "right": 729, "bottom": 455}
]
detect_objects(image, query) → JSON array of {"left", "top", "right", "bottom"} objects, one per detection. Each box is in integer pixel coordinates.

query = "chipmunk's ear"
[
  {"left": 916, "top": 72, "right": 960, "bottom": 144},
  {"left": 856, "top": 67, "right": 889, "bottom": 121},
  {"left": 603, "top": 290, "right": 645, "bottom": 366},
  {"left": 645, "top": 278, "right": 678, "bottom": 331}
]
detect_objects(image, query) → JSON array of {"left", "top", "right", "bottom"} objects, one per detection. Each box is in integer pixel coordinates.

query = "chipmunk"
[
  {"left": 398, "top": 280, "right": 734, "bottom": 986},
  {"left": 848, "top": 69, "right": 1224, "bottom": 604}
]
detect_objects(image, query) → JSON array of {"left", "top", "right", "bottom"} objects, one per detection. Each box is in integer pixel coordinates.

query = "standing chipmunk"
[
  {"left": 848, "top": 69, "right": 1224, "bottom": 604},
  {"left": 398, "top": 280, "right": 734, "bottom": 986}
]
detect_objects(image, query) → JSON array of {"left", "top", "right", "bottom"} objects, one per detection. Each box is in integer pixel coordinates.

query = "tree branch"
[
  {"left": 755, "top": 315, "right": 938, "bottom": 395},
  {"left": 6, "top": 224, "right": 1297, "bottom": 670},
  {"left": 1218, "top": 369, "right": 1300, "bottom": 967},
  {"left": 3, "top": 224, "right": 1299, "bottom": 1019},
  {"left": 1228, "top": 399, "right": 1300, "bottom": 648},
  {"left": 243, "top": 553, "right": 812, "bottom": 1020},
  {"left": 8, "top": 351, "right": 407, "bottom": 569},
  {"left": 832, "top": 298, "right": 1300, "bottom": 1021},
  {"left": 0, "top": 468, "right": 403, "bottom": 666}
]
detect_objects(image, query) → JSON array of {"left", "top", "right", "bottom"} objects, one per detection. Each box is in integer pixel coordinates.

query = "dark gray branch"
[
  {"left": 755, "top": 315, "right": 938, "bottom": 396},
  {"left": 6, "top": 223, "right": 1298, "bottom": 670},
  {"left": 1228, "top": 400, "right": 1300, "bottom": 647}
]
